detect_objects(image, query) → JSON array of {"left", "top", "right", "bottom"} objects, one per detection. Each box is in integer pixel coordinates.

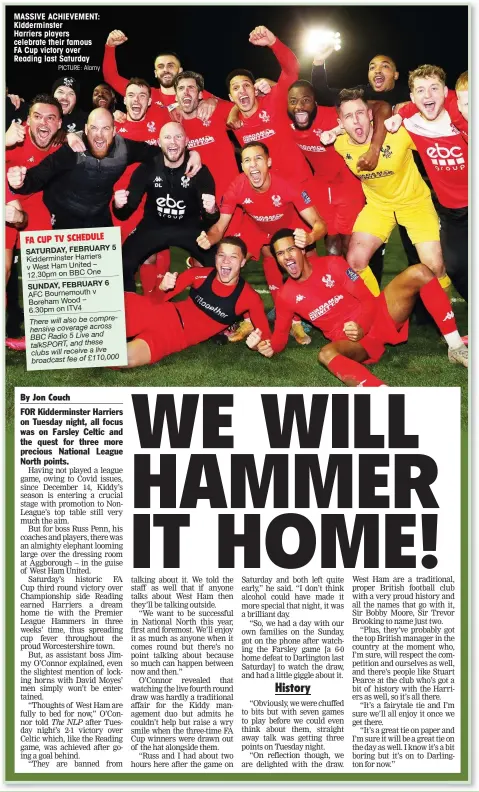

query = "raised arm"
[{"left": 103, "top": 30, "right": 130, "bottom": 96}]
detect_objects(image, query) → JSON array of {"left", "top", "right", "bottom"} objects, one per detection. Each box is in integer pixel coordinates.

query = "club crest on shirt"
[
  {"left": 271, "top": 194, "right": 282, "bottom": 208},
  {"left": 259, "top": 110, "right": 270, "bottom": 123},
  {"left": 147, "top": 121, "right": 157, "bottom": 133},
  {"left": 322, "top": 273, "right": 335, "bottom": 288},
  {"left": 67, "top": 123, "right": 77, "bottom": 133},
  {"left": 313, "top": 128, "right": 324, "bottom": 138},
  {"left": 181, "top": 176, "right": 190, "bottom": 188},
  {"left": 202, "top": 118, "right": 211, "bottom": 127},
  {"left": 63, "top": 77, "right": 74, "bottom": 87},
  {"left": 380, "top": 144, "right": 392, "bottom": 159}
]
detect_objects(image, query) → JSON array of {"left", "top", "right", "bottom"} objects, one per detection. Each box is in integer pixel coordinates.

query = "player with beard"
[
  {"left": 121, "top": 237, "right": 270, "bottom": 368},
  {"left": 114, "top": 122, "right": 219, "bottom": 292},
  {"left": 92, "top": 82, "right": 117, "bottom": 113},
  {"left": 173, "top": 72, "right": 239, "bottom": 203},
  {"left": 52, "top": 76, "right": 88, "bottom": 133},
  {"left": 103, "top": 29, "right": 218, "bottom": 119},
  {"left": 246, "top": 229, "right": 468, "bottom": 384},
  {"left": 385, "top": 66, "right": 468, "bottom": 301},
  {"left": 8, "top": 108, "right": 165, "bottom": 230},
  {"left": 323, "top": 89, "right": 450, "bottom": 296},
  {"left": 287, "top": 80, "right": 367, "bottom": 257},
  {"left": 6, "top": 96, "right": 64, "bottom": 352}
]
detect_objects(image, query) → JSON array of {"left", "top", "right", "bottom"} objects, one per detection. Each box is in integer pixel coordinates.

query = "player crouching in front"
[
  {"left": 246, "top": 229, "right": 467, "bottom": 386},
  {"left": 121, "top": 237, "right": 270, "bottom": 369}
]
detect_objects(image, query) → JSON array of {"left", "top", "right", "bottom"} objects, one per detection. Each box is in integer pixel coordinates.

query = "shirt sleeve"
[
  {"left": 236, "top": 285, "right": 271, "bottom": 340},
  {"left": 269, "top": 291, "right": 295, "bottom": 353},
  {"left": 111, "top": 161, "right": 150, "bottom": 220},
  {"left": 102, "top": 45, "right": 129, "bottom": 96},
  {"left": 398, "top": 101, "right": 417, "bottom": 119},
  {"left": 159, "top": 269, "right": 199, "bottom": 303},
  {"left": 9, "top": 144, "right": 76, "bottom": 195},
  {"left": 195, "top": 166, "right": 220, "bottom": 225},
  {"left": 311, "top": 64, "right": 339, "bottom": 107},
  {"left": 271, "top": 38, "right": 300, "bottom": 90}
]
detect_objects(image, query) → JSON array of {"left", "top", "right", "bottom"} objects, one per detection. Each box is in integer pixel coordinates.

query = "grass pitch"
[{"left": 5, "top": 228, "right": 468, "bottom": 427}]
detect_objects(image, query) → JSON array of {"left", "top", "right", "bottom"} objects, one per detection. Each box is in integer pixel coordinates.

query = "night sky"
[{"left": 6, "top": 5, "right": 468, "bottom": 107}]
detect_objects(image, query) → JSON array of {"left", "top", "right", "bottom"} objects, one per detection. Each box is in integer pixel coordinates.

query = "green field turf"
[{"left": 5, "top": 227, "right": 468, "bottom": 427}]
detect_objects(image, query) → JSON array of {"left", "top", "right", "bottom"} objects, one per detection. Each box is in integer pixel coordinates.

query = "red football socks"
[
  {"left": 327, "top": 355, "right": 386, "bottom": 387},
  {"left": 419, "top": 278, "right": 458, "bottom": 335}
]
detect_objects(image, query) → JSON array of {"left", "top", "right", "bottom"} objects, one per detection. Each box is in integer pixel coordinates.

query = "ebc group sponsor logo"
[{"left": 426, "top": 142, "right": 465, "bottom": 169}]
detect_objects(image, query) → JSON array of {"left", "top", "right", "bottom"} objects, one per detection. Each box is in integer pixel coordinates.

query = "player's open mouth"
[
  {"left": 59, "top": 100, "right": 71, "bottom": 111},
  {"left": 93, "top": 140, "right": 106, "bottom": 149},
  {"left": 355, "top": 127, "right": 364, "bottom": 138},
  {"left": 131, "top": 105, "right": 141, "bottom": 113},
  {"left": 373, "top": 75, "right": 385, "bottom": 88},
  {"left": 239, "top": 95, "right": 250, "bottom": 108},
  {"left": 249, "top": 169, "right": 262, "bottom": 184},
  {"left": 220, "top": 266, "right": 232, "bottom": 278},
  {"left": 36, "top": 128, "right": 51, "bottom": 142},
  {"left": 295, "top": 111, "right": 309, "bottom": 125},
  {"left": 182, "top": 98, "right": 193, "bottom": 108},
  {"left": 424, "top": 100, "right": 436, "bottom": 113},
  {"left": 167, "top": 147, "right": 179, "bottom": 156},
  {"left": 285, "top": 260, "right": 299, "bottom": 275}
]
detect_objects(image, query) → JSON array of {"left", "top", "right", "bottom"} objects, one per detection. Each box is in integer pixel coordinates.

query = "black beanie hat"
[{"left": 51, "top": 76, "right": 81, "bottom": 99}]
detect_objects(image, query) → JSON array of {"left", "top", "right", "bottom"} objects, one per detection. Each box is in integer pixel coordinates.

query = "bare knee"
[
  {"left": 318, "top": 344, "right": 339, "bottom": 366},
  {"left": 346, "top": 248, "right": 368, "bottom": 272},
  {"left": 408, "top": 263, "right": 434, "bottom": 288}
]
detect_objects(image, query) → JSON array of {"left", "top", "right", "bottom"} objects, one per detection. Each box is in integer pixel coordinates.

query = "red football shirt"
[
  {"left": 401, "top": 109, "right": 468, "bottom": 208},
  {"left": 270, "top": 255, "right": 377, "bottom": 352},
  {"left": 221, "top": 172, "right": 313, "bottom": 234},
  {"left": 6, "top": 128, "right": 62, "bottom": 230},
  {"left": 181, "top": 110, "right": 239, "bottom": 201}
]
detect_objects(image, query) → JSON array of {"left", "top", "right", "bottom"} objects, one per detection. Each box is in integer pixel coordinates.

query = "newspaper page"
[{"left": 4, "top": 2, "right": 469, "bottom": 789}]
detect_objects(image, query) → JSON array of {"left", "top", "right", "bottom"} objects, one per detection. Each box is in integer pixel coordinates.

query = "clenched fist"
[
  {"left": 5, "top": 204, "right": 24, "bottom": 224},
  {"left": 202, "top": 194, "right": 216, "bottom": 214},
  {"left": 249, "top": 26, "right": 276, "bottom": 47},
  {"left": 159, "top": 271, "right": 178, "bottom": 292},
  {"left": 196, "top": 230, "right": 211, "bottom": 250},
  {"left": 7, "top": 166, "right": 26, "bottom": 189},
  {"left": 106, "top": 29, "right": 128, "bottom": 47},
  {"left": 114, "top": 189, "right": 129, "bottom": 208},
  {"left": 293, "top": 227, "right": 310, "bottom": 249}
]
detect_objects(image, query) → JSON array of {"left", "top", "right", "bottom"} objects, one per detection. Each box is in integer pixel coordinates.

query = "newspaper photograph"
[{"left": 4, "top": 1, "right": 469, "bottom": 787}]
